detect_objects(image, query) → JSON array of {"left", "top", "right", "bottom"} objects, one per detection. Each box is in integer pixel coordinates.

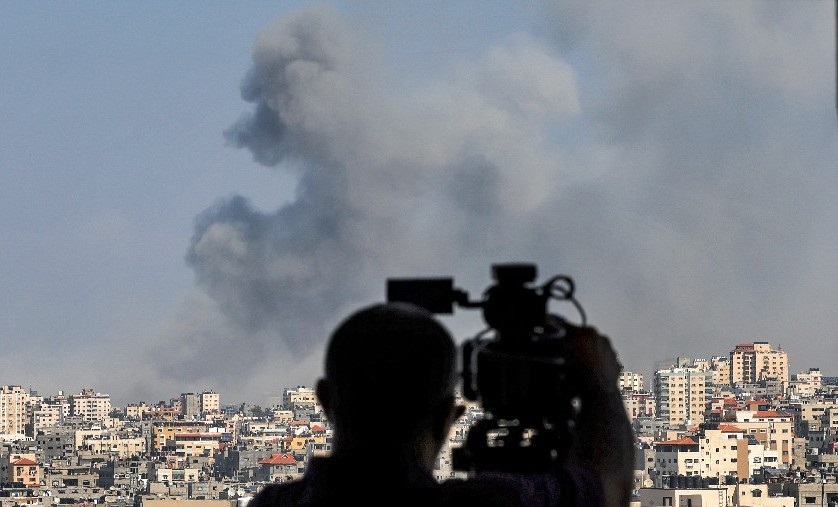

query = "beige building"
[
  {"left": 77, "top": 430, "right": 146, "bottom": 458},
  {"left": 788, "top": 368, "right": 823, "bottom": 398},
  {"left": 710, "top": 356, "right": 731, "bottom": 388},
  {"left": 0, "top": 385, "right": 28, "bottom": 436},
  {"left": 637, "top": 485, "right": 730, "bottom": 507},
  {"left": 730, "top": 342, "right": 789, "bottom": 385},
  {"left": 651, "top": 437, "right": 702, "bottom": 477},
  {"left": 623, "top": 391, "right": 656, "bottom": 422},
  {"left": 272, "top": 409, "right": 295, "bottom": 424},
  {"left": 655, "top": 369, "right": 714, "bottom": 428},
  {"left": 152, "top": 421, "right": 212, "bottom": 451},
  {"left": 732, "top": 409, "right": 795, "bottom": 467},
  {"left": 638, "top": 483, "right": 794, "bottom": 507},
  {"left": 151, "top": 466, "right": 202, "bottom": 483},
  {"left": 282, "top": 386, "right": 319, "bottom": 409},
  {"left": 70, "top": 388, "right": 112, "bottom": 422},
  {"left": 32, "top": 400, "right": 71, "bottom": 431},
  {"left": 620, "top": 371, "right": 646, "bottom": 392},
  {"left": 126, "top": 402, "right": 152, "bottom": 420},
  {"left": 788, "top": 397, "right": 838, "bottom": 434},
  {"left": 200, "top": 391, "right": 220, "bottom": 414},
  {"left": 169, "top": 432, "right": 224, "bottom": 458},
  {"left": 699, "top": 424, "right": 779, "bottom": 480}
]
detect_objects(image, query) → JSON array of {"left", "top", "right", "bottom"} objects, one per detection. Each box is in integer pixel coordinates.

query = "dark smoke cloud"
[{"left": 150, "top": 2, "right": 837, "bottom": 404}]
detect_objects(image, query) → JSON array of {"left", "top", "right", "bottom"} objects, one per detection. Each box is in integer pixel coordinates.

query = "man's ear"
[{"left": 315, "top": 378, "right": 332, "bottom": 418}]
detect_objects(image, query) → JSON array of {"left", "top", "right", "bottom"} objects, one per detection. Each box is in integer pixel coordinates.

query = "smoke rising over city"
[{"left": 1, "top": 2, "right": 836, "bottom": 406}]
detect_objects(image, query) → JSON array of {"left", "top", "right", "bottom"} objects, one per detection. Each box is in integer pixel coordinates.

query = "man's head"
[{"left": 316, "top": 302, "right": 459, "bottom": 443}]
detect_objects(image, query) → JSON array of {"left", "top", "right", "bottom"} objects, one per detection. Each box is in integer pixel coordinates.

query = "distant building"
[
  {"left": 654, "top": 368, "right": 714, "bottom": 428},
  {"left": 710, "top": 356, "right": 731, "bottom": 388},
  {"left": 0, "top": 453, "right": 40, "bottom": 487},
  {"left": 730, "top": 342, "right": 789, "bottom": 386},
  {"left": 788, "top": 368, "right": 823, "bottom": 398},
  {"left": 200, "top": 391, "right": 220, "bottom": 415},
  {"left": 70, "top": 388, "right": 111, "bottom": 422},
  {"left": 733, "top": 408, "right": 795, "bottom": 467},
  {"left": 282, "top": 387, "right": 318, "bottom": 409},
  {"left": 0, "top": 385, "right": 28, "bottom": 435},
  {"left": 620, "top": 371, "right": 645, "bottom": 392}
]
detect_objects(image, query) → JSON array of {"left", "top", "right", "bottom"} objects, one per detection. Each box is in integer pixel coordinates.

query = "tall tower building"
[
  {"left": 0, "top": 385, "right": 27, "bottom": 435},
  {"left": 654, "top": 368, "right": 714, "bottom": 428},
  {"left": 729, "top": 341, "right": 789, "bottom": 385}
]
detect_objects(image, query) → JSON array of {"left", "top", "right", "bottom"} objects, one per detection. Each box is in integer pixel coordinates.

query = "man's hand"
[
  {"left": 562, "top": 323, "right": 634, "bottom": 507},
  {"left": 561, "top": 324, "right": 622, "bottom": 393}
]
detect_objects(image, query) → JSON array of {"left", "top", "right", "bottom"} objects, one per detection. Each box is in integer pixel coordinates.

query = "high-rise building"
[
  {"left": 0, "top": 385, "right": 28, "bottom": 435},
  {"left": 654, "top": 368, "right": 714, "bottom": 428},
  {"left": 730, "top": 342, "right": 789, "bottom": 385}
]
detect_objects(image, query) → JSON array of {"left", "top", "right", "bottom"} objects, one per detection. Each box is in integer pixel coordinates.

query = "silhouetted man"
[{"left": 247, "top": 302, "right": 634, "bottom": 507}]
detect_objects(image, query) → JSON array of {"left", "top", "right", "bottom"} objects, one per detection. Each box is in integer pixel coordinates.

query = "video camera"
[{"left": 387, "top": 262, "right": 588, "bottom": 473}]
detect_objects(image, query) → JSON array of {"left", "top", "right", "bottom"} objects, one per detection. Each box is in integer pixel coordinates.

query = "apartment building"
[
  {"left": 180, "top": 393, "right": 201, "bottom": 419},
  {"left": 282, "top": 386, "right": 319, "bottom": 409},
  {"left": 36, "top": 427, "right": 77, "bottom": 462},
  {"left": 126, "top": 402, "right": 152, "bottom": 420},
  {"left": 79, "top": 432, "right": 146, "bottom": 459},
  {"left": 733, "top": 409, "right": 795, "bottom": 467},
  {"left": 32, "top": 402, "right": 66, "bottom": 432},
  {"left": 710, "top": 356, "right": 731, "bottom": 388},
  {"left": 654, "top": 368, "right": 714, "bottom": 428},
  {"left": 651, "top": 437, "right": 701, "bottom": 477},
  {"left": 623, "top": 391, "right": 656, "bottom": 421},
  {"left": 70, "top": 388, "right": 112, "bottom": 422},
  {"left": 169, "top": 432, "right": 225, "bottom": 458},
  {"left": 0, "top": 385, "right": 28, "bottom": 435},
  {"left": 730, "top": 342, "right": 789, "bottom": 385},
  {"left": 620, "top": 371, "right": 645, "bottom": 392},
  {"left": 151, "top": 421, "right": 213, "bottom": 452},
  {"left": 256, "top": 453, "right": 300, "bottom": 482},
  {"left": 788, "top": 397, "right": 838, "bottom": 436},
  {"left": 0, "top": 452, "right": 40, "bottom": 486},
  {"left": 788, "top": 368, "right": 823, "bottom": 398},
  {"left": 699, "top": 424, "right": 780, "bottom": 480},
  {"left": 200, "top": 391, "right": 220, "bottom": 414}
]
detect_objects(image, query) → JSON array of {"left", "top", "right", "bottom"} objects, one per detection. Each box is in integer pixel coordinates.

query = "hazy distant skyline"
[{"left": 2, "top": 2, "right": 836, "bottom": 406}]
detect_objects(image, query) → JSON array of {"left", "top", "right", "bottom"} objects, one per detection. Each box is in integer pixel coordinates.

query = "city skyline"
[
  {"left": 2, "top": 2, "right": 837, "bottom": 407},
  {"left": 8, "top": 340, "right": 834, "bottom": 409}
]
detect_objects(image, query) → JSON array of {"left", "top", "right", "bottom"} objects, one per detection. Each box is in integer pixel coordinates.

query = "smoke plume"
[{"left": 149, "top": 2, "right": 837, "bottom": 404}]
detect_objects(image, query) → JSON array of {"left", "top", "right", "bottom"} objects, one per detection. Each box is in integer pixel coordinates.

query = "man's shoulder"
[
  {"left": 441, "top": 466, "right": 603, "bottom": 507},
  {"left": 440, "top": 477, "right": 524, "bottom": 506},
  {"left": 247, "top": 481, "right": 309, "bottom": 507}
]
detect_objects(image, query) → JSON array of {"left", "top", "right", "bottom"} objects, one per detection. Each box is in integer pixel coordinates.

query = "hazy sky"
[{"left": 1, "top": 1, "right": 836, "bottom": 407}]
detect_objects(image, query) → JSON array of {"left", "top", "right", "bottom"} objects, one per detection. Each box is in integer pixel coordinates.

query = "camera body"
[{"left": 387, "top": 263, "right": 586, "bottom": 473}]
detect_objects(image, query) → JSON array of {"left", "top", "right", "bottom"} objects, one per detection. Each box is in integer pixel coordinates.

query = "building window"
[
  {"left": 805, "top": 497, "right": 816, "bottom": 504},
  {"left": 663, "top": 498, "right": 673, "bottom": 506}
]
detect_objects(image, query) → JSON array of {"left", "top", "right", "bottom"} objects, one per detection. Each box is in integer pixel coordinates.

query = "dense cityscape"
[{"left": 1, "top": 339, "right": 838, "bottom": 507}]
